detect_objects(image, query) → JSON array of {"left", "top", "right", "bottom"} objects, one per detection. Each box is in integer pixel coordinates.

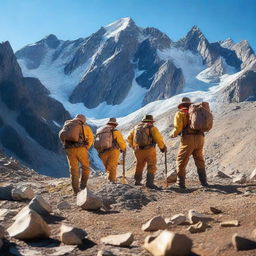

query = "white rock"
[
  {"left": 142, "top": 216, "right": 167, "bottom": 232},
  {"left": 188, "top": 209, "right": 213, "bottom": 224},
  {"left": 220, "top": 220, "right": 240, "bottom": 227},
  {"left": 188, "top": 221, "right": 209, "bottom": 233},
  {"left": 7, "top": 208, "right": 50, "bottom": 240},
  {"left": 167, "top": 171, "right": 177, "bottom": 183},
  {"left": 249, "top": 169, "right": 256, "bottom": 181},
  {"left": 60, "top": 224, "right": 87, "bottom": 245},
  {"left": 57, "top": 201, "right": 71, "bottom": 210},
  {"left": 144, "top": 230, "right": 192, "bottom": 256},
  {"left": 12, "top": 186, "right": 34, "bottom": 201},
  {"left": 233, "top": 174, "right": 246, "bottom": 184},
  {"left": 0, "top": 225, "right": 4, "bottom": 239},
  {"left": 169, "top": 214, "right": 186, "bottom": 225},
  {"left": 77, "top": 188, "right": 102, "bottom": 210},
  {"left": 101, "top": 232, "right": 134, "bottom": 247}
]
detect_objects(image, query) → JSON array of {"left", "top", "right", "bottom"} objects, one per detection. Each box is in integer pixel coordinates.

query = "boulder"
[
  {"left": 210, "top": 207, "right": 222, "bottom": 214},
  {"left": 188, "top": 209, "right": 213, "bottom": 224},
  {"left": 7, "top": 208, "right": 50, "bottom": 240},
  {"left": 220, "top": 220, "right": 240, "bottom": 227},
  {"left": 167, "top": 171, "right": 177, "bottom": 184},
  {"left": 57, "top": 201, "right": 71, "bottom": 210},
  {"left": 77, "top": 188, "right": 102, "bottom": 210},
  {"left": 100, "top": 232, "right": 134, "bottom": 247},
  {"left": 142, "top": 216, "right": 167, "bottom": 232},
  {"left": 144, "top": 230, "right": 192, "bottom": 256},
  {"left": 60, "top": 224, "right": 87, "bottom": 245},
  {"left": 0, "top": 225, "right": 4, "bottom": 239},
  {"left": 0, "top": 185, "right": 13, "bottom": 200},
  {"left": 232, "top": 233, "right": 256, "bottom": 251},
  {"left": 188, "top": 221, "right": 209, "bottom": 233},
  {"left": 166, "top": 214, "right": 186, "bottom": 226},
  {"left": 11, "top": 186, "right": 34, "bottom": 201},
  {"left": 249, "top": 169, "right": 256, "bottom": 182},
  {"left": 14, "top": 195, "right": 52, "bottom": 220},
  {"left": 233, "top": 174, "right": 246, "bottom": 184}
]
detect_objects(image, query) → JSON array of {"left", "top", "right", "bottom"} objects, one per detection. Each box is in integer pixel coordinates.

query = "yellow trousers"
[
  {"left": 66, "top": 147, "right": 90, "bottom": 193},
  {"left": 134, "top": 147, "right": 157, "bottom": 182},
  {"left": 99, "top": 148, "right": 120, "bottom": 182},
  {"left": 176, "top": 135, "right": 205, "bottom": 179}
]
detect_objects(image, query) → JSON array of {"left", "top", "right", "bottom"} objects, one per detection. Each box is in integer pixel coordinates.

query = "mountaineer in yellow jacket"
[
  {"left": 127, "top": 115, "right": 167, "bottom": 189},
  {"left": 170, "top": 97, "right": 208, "bottom": 189},
  {"left": 96, "top": 118, "right": 126, "bottom": 182},
  {"left": 60, "top": 114, "right": 94, "bottom": 195}
]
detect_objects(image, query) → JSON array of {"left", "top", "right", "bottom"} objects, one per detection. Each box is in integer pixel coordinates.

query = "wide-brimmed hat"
[
  {"left": 178, "top": 97, "right": 192, "bottom": 109},
  {"left": 142, "top": 114, "right": 155, "bottom": 123},
  {"left": 107, "top": 117, "right": 118, "bottom": 126},
  {"left": 74, "top": 114, "right": 86, "bottom": 124}
]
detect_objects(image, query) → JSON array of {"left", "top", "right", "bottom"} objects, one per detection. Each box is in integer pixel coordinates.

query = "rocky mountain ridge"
[{"left": 15, "top": 17, "right": 256, "bottom": 117}]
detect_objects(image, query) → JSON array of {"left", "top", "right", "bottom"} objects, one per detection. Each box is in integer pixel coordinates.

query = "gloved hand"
[{"left": 160, "top": 145, "right": 167, "bottom": 153}]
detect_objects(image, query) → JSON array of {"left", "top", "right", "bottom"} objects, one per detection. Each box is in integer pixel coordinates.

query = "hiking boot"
[
  {"left": 146, "top": 173, "right": 160, "bottom": 190},
  {"left": 177, "top": 177, "right": 186, "bottom": 189},
  {"left": 135, "top": 181, "right": 143, "bottom": 186},
  {"left": 134, "top": 173, "right": 143, "bottom": 186},
  {"left": 197, "top": 168, "right": 209, "bottom": 187}
]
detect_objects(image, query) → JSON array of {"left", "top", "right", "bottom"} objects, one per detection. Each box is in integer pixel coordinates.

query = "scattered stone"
[
  {"left": 97, "top": 250, "right": 115, "bottom": 256},
  {"left": 188, "top": 209, "right": 213, "bottom": 224},
  {"left": 233, "top": 174, "right": 246, "bottom": 184},
  {"left": 60, "top": 224, "right": 87, "bottom": 245},
  {"left": 57, "top": 201, "right": 71, "bottom": 210},
  {"left": 7, "top": 208, "right": 50, "bottom": 240},
  {"left": 166, "top": 214, "right": 186, "bottom": 226},
  {"left": 249, "top": 169, "right": 256, "bottom": 182},
  {"left": 144, "top": 230, "right": 192, "bottom": 256},
  {"left": 51, "top": 245, "right": 77, "bottom": 256},
  {"left": 142, "top": 216, "right": 167, "bottom": 232},
  {"left": 232, "top": 233, "right": 256, "bottom": 251},
  {"left": 12, "top": 186, "right": 34, "bottom": 201},
  {"left": 0, "top": 209, "right": 11, "bottom": 221},
  {"left": 100, "top": 232, "right": 134, "bottom": 247},
  {"left": 188, "top": 221, "right": 209, "bottom": 233},
  {"left": 0, "top": 185, "right": 13, "bottom": 200},
  {"left": 214, "top": 171, "right": 231, "bottom": 179},
  {"left": 14, "top": 195, "right": 52, "bottom": 220},
  {"left": 220, "top": 220, "right": 240, "bottom": 227},
  {"left": 0, "top": 225, "right": 4, "bottom": 239},
  {"left": 210, "top": 207, "right": 222, "bottom": 214},
  {"left": 167, "top": 171, "right": 177, "bottom": 183},
  {"left": 77, "top": 188, "right": 103, "bottom": 210}
]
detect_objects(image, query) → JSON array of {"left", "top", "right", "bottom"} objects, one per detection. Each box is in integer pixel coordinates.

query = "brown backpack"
[
  {"left": 134, "top": 123, "right": 154, "bottom": 147},
  {"left": 94, "top": 126, "right": 115, "bottom": 152},
  {"left": 59, "top": 119, "right": 83, "bottom": 142},
  {"left": 189, "top": 102, "right": 213, "bottom": 132}
]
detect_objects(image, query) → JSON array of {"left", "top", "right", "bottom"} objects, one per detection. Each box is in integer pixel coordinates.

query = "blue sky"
[{"left": 0, "top": 0, "right": 255, "bottom": 52}]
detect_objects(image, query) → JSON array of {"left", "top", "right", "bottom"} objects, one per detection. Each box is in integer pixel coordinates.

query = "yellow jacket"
[
  {"left": 83, "top": 125, "right": 94, "bottom": 149},
  {"left": 113, "top": 130, "right": 126, "bottom": 152},
  {"left": 127, "top": 125, "right": 165, "bottom": 150}
]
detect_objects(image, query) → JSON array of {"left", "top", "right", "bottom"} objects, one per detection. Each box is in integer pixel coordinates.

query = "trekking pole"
[
  {"left": 165, "top": 151, "right": 168, "bottom": 188},
  {"left": 121, "top": 151, "right": 126, "bottom": 184}
]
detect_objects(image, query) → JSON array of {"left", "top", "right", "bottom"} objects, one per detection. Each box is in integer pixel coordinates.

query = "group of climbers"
[{"left": 59, "top": 97, "right": 212, "bottom": 195}]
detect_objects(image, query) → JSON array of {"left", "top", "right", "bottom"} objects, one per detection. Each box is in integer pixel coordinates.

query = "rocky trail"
[{"left": 1, "top": 154, "right": 256, "bottom": 256}]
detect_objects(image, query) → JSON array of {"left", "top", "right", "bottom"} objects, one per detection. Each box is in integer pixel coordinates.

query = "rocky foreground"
[{"left": 0, "top": 155, "right": 256, "bottom": 256}]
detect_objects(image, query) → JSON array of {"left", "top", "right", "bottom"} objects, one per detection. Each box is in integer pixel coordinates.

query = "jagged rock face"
[
  {"left": 175, "top": 26, "right": 218, "bottom": 66},
  {"left": 143, "top": 60, "right": 184, "bottom": 104},
  {"left": 16, "top": 34, "right": 60, "bottom": 69},
  {"left": 0, "top": 41, "right": 71, "bottom": 176},
  {"left": 221, "top": 70, "right": 256, "bottom": 103}
]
